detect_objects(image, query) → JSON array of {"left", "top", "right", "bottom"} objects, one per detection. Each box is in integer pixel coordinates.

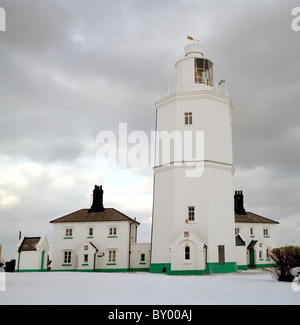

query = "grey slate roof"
[
  {"left": 18, "top": 237, "right": 41, "bottom": 252},
  {"left": 235, "top": 234, "right": 246, "bottom": 246},
  {"left": 235, "top": 211, "right": 279, "bottom": 224},
  {"left": 50, "top": 208, "right": 139, "bottom": 224},
  {"left": 247, "top": 240, "right": 258, "bottom": 249}
]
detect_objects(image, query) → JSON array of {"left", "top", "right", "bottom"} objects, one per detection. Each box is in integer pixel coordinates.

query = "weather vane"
[{"left": 187, "top": 35, "right": 200, "bottom": 42}]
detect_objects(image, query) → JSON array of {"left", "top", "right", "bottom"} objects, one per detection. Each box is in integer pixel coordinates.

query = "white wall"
[
  {"left": 17, "top": 251, "right": 40, "bottom": 271},
  {"left": 235, "top": 222, "right": 277, "bottom": 266},
  {"left": 151, "top": 168, "right": 175, "bottom": 265},
  {"left": 51, "top": 221, "right": 136, "bottom": 271},
  {"left": 170, "top": 231, "right": 206, "bottom": 272},
  {"left": 152, "top": 82, "right": 236, "bottom": 271},
  {"left": 235, "top": 222, "right": 277, "bottom": 248},
  {"left": 235, "top": 245, "right": 247, "bottom": 267},
  {"left": 130, "top": 243, "right": 151, "bottom": 270},
  {"left": 77, "top": 242, "right": 97, "bottom": 271},
  {"left": 16, "top": 235, "right": 49, "bottom": 271}
]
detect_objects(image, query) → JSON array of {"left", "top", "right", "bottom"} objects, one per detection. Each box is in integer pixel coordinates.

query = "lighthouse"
[{"left": 150, "top": 42, "right": 237, "bottom": 274}]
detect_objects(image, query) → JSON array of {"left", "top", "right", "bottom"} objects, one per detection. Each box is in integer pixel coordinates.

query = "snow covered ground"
[{"left": 0, "top": 269, "right": 299, "bottom": 305}]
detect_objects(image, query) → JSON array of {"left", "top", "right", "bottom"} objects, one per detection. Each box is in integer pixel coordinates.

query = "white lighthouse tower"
[{"left": 150, "top": 42, "right": 237, "bottom": 274}]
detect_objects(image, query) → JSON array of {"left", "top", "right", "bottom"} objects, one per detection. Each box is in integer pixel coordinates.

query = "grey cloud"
[{"left": 0, "top": 0, "right": 299, "bottom": 258}]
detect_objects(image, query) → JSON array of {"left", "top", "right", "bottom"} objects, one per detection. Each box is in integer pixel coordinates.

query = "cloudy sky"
[{"left": 0, "top": 0, "right": 299, "bottom": 260}]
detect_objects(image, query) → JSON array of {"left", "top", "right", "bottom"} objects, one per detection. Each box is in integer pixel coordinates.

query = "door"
[
  {"left": 249, "top": 248, "right": 255, "bottom": 267},
  {"left": 218, "top": 245, "right": 225, "bottom": 265}
]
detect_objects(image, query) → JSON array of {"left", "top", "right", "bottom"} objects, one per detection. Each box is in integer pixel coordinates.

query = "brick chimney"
[
  {"left": 234, "top": 190, "right": 246, "bottom": 214},
  {"left": 89, "top": 185, "right": 104, "bottom": 212}
]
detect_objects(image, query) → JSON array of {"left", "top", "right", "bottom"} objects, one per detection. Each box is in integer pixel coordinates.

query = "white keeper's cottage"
[
  {"left": 16, "top": 235, "right": 49, "bottom": 272},
  {"left": 234, "top": 191, "right": 279, "bottom": 270},
  {"left": 50, "top": 185, "right": 150, "bottom": 272}
]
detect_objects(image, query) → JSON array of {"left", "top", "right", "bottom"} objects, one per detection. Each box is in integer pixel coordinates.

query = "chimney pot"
[
  {"left": 234, "top": 190, "right": 246, "bottom": 214},
  {"left": 89, "top": 184, "right": 104, "bottom": 212}
]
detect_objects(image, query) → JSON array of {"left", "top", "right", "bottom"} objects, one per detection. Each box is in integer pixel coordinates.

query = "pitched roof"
[
  {"left": 235, "top": 211, "right": 279, "bottom": 224},
  {"left": 235, "top": 234, "right": 246, "bottom": 246},
  {"left": 247, "top": 240, "right": 258, "bottom": 249},
  {"left": 50, "top": 208, "right": 139, "bottom": 224},
  {"left": 18, "top": 237, "right": 41, "bottom": 252}
]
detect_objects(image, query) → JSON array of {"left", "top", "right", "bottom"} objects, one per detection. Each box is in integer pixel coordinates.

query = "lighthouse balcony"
[{"left": 157, "top": 82, "right": 229, "bottom": 101}]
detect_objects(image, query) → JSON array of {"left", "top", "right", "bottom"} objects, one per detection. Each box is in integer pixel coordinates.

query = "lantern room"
[
  {"left": 175, "top": 42, "right": 214, "bottom": 92},
  {"left": 194, "top": 57, "right": 213, "bottom": 86}
]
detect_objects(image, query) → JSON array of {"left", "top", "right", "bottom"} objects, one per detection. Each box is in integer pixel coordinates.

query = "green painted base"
[
  {"left": 129, "top": 268, "right": 150, "bottom": 272},
  {"left": 248, "top": 263, "right": 277, "bottom": 269},
  {"left": 14, "top": 269, "right": 47, "bottom": 272},
  {"left": 49, "top": 269, "right": 77, "bottom": 272},
  {"left": 237, "top": 265, "right": 248, "bottom": 270},
  {"left": 51, "top": 268, "right": 150, "bottom": 273},
  {"left": 150, "top": 262, "right": 238, "bottom": 275},
  {"left": 170, "top": 269, "right": 205, "bottom": 275},
  {"left": 149, "top": 263, "right": 171, "bottom": 274},
  {"left": 205, "top": 262, "right": 237, "bottom": 274},
  {"left": 51, "top": 268, "right": 129, "bottom": 272}
]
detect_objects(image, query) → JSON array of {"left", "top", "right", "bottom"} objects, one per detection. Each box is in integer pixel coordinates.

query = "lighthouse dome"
[{"left": 185, "top": 43, "right": 204, "bottom": 58}]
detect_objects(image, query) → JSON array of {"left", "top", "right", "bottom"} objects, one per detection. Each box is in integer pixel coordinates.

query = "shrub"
[
  {"left": 270, "top": 246, "right": 300, "bottom": 282},
  {"left": 4, "top": 259, "right": 16, "bottom": 272}
]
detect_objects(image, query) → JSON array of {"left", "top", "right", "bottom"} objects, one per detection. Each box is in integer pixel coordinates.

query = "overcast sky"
[{"left": 0, "top": 0, "right": 299, "bottom": 260}]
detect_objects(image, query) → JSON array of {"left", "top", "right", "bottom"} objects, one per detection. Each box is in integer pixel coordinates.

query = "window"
[
  {"left": 194, "top": 58, "right": 213, "bottom": 86},
  {"left": 185, "top": 246, "right": 190, "bottom": 260},
  {"left": 266, "top": 248, "right": 270, "bottom": 259},
  {"left": 184, "top": 112, "right": 192, "bottom": 125},
  {"left": 108, "top": 250, "right": 116, "bottom": 263},
  {"left": 218, "top": 245, "right": 225, "bottom": 265},
  {"left": 263, "top": 229, "right": 269, "bottom": 236},
  {"left": 109, "top": 227, "right": 117, "bottom": 237},
  {"left": 235, "top": 228, "right": 240, "bottom": 235},
  {"left": 89, "top": 228, "right": 93, "bottom": 236},
  {"left": 84, "top": 254, "right": 88, "bottom": 263},
  {"left": 259, "top": 251, "right": 263, "bottom": 259},
  {"left": 64, "top": 251, "right": 71, "bottom": 264},
  {"left": 65, "top": 228, "right": 73, "bottom": 237},
  {"left": 250, "top": 228, "right": 254, "bottom": 236},
  {"left": 141, "top": 253, "right": 145, "bottom": 262},
  {"left": 188, "top": 206, "right": 195, "bottom": 221}
]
